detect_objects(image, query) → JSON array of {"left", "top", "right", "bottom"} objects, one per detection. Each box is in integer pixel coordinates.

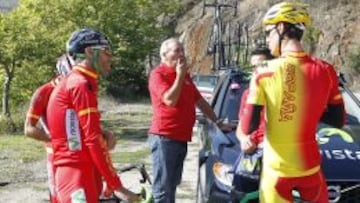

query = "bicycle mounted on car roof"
[{"left": 202, "top": 0, "right": 252, "bottom": 72}]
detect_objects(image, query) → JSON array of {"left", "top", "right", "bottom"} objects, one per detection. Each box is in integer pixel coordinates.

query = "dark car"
[
  {"left": 196, "top": 68, "right": 360, "bottom": 203},
  {"left": 192, "top": 74, "right": 219, "bottom": 102}
]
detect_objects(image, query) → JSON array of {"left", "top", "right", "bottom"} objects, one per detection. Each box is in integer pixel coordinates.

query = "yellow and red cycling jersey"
[{"left": 242, "top": 51, "right": 344, "bottom": 177}]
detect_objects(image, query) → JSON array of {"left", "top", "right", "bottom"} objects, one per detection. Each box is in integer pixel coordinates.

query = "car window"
[
  {"left": 342, "top": 88, "right": 360, "bottom": 124},
  {"left": 219, "top": 75, "right": 249, "bottom": 121},
  {"left": 192, "top": 75, "right": 218, "bottom": 89}
]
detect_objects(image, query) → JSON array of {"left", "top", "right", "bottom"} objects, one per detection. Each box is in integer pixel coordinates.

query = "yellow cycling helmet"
[{"left": 263, "top": 2, "right": 310, "bottom": 30}]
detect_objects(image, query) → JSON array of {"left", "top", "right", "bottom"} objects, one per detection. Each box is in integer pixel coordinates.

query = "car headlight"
[{"left": 213, "top": 162, "right": 234, "bottom": 190}]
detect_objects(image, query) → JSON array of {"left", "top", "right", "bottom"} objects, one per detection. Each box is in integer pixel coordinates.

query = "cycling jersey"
[
  {"left": 148, "top": 63, "right": 202, "bottom": 142},
  {"left": 47, "top": 65, "right": 122, "bottom": 197},
  {"left": 26, "top": 78, "right": 58, "bottom": 203},
  {"left": 241, "top": 51, "right": 344, "bottom": 177},
  {"left": 238, "top": 89, "right": 265, "bottom": 146},
  {"left": 241, "top": 51, "right": 344, "bottom": 202}
]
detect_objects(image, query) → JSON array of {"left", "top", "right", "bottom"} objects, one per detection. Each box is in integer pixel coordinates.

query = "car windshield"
[{"left": 192, "top": 75, "right": 218, "bottom": 89}]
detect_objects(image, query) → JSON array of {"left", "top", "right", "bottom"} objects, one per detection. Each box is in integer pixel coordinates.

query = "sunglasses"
[
  {"left": 264, "top": 26, "right": 277, "bottom": 37},
  {"left": 92, "top": 46, "right": 112, "bottom": 56}
]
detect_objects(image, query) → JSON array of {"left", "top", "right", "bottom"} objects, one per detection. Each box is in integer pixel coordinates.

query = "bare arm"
[
  {"left": 196, "top": 97, "right": 217, "bottom": 122},
  {"left": 24, "top": 118, "right": 50, "bottom": 142},
  {"left": 162, "top": 58, "right": 188, "bottom": 106},
  {"left": 197, "top": 97, "right": 236, "bottom": 131}
]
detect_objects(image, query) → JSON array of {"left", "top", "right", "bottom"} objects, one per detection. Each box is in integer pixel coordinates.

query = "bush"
[{"left": 0, "top": 103, "right": 27, "bottom": 135}]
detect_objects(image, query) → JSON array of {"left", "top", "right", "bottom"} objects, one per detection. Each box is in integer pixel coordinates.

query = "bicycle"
[
  {"left": 202, "top": 0, "right": 237, "bottom": 71},
  {"left": 99, "top": 163, "right": 153, "bottom": 203}
]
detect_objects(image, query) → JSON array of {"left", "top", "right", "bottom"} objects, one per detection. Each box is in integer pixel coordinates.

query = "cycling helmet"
[
  {"left": 66, "top": 28, "right": 111, "bottom": 56},
  {"left": 263, "top": 2, "right": 310, "bottom": 30},
  {"left": 56, "top": 54, "right": 74, "bottom": 76}
]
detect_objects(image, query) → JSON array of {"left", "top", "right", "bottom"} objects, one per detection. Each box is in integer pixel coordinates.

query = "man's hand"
[
  {"left": 240, "top": 136, "right": 257, "bottom": 154},
  {"left": 216, "top": 120, "right": 237, "bottom": 132},
  {"left": 114, "top": 186, "right": 141, "bottom": 202},
  {"left": 175, "top": 56, "right": 188, "bottom": 76},
  {"left": 103, "top": 130, "right": 116, "bottom": 150}
]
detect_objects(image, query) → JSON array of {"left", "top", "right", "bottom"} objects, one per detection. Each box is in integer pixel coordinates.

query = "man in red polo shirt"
[
  {"left": 148, "top": 38, "right": 235, "bottom": 203},
  {"left": 24, "top": 54, "right": 73, "bottom": 203}
]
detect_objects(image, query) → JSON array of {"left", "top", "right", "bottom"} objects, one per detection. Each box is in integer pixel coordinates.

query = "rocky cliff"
[{"left": 174, "top": 0, "right": 360, "bottom": 82}]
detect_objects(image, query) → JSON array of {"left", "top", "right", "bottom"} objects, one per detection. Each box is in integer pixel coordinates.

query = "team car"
[{"left": 196, "top": 69, "right": 360, "bottom": 203}]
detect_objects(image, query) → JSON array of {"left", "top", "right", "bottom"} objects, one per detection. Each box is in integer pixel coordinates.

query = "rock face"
[{"left": 175, "top": 0, "right": 360, "bottom": 75}]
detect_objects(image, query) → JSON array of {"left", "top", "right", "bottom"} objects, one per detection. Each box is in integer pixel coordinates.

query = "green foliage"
[
  {"left": 0, "top": 134, "right": 44, "bottom": 163},
  {"left": 0, "top": 0, "right": 182, "bottom": 128}
]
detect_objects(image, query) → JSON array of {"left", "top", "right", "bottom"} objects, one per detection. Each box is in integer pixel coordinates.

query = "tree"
[{"left": 0, "top": 0, "right": 182, "bottom": 131}]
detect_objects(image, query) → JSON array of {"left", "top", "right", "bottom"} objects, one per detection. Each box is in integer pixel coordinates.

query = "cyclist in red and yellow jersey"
[
  {"left": 240, "top": 2, "right": 345, "bottom": 203},
  {"left": 47, "top": 28, "right": 140, "bottom": 203},
  {"left": 24, "top": 54, "right": 73, "bottom": 203}
]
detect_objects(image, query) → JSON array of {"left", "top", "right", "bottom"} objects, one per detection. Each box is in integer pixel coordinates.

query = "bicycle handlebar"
[
  {"left": 202, "top": 0, "right": 238, "bottom": 17},
  {"left": 118, "top": 163, "right": 152, "bottom": 185}
]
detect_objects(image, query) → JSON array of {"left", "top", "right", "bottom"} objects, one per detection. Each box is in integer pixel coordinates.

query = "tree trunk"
[
  {"left": 1, "top": 59, "right": 16, "bottom": 132},
  {"left": 2, "top": 73, "right": 11, "bottom": 117}
]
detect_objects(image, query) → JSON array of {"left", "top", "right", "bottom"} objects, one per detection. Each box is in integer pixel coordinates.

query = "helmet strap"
[{"left": 92, "top": 49, "right": 101, "bottom": 74}]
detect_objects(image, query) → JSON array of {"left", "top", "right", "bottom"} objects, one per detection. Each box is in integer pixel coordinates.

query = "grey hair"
[{"left": 159, "top": 38, "right": 181, "bottom": 62}]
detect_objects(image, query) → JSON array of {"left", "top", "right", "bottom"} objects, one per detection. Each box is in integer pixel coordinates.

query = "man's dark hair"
[
  {"left": 282, "top": 23, "right": 304, "bottom": 41},
  {"left": 251, "top": 46, "right": 274, "bottom": 60}
]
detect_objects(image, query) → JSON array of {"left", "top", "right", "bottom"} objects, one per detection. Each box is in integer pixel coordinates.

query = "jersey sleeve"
[
  {"left": 26, "top": 86, "right": 47, "bottom": 123},
  {"left": 238, "top": 89, "right": 249, "bottom": 120},
  {"left": 246, "top": 71, "right": 266, "bottom": 106},
  {"left": 71, "top": 81, "right": 122, "bottom": 190},
  {"left": 188, "top": 75, "right": 202, "bottom": 102},
  {"left": 148, "top": 70, "right": 171, "bottom": 102},
  {"left": 327, "top": 65, "right": 344, "bottom": 105},
  {"left": 240, "top": 71, "right": 266, "bottom": 135}
]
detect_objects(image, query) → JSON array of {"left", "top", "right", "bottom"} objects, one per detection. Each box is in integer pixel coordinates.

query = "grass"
[
  {"left": 0, "top": 134, "right": 45, "bottom": 163},
  {"left": 111, "top": 149, "right": 151, "bottom": 164},
  {"left": 0, "top": 102, "right": 152, "bottom": 191}
]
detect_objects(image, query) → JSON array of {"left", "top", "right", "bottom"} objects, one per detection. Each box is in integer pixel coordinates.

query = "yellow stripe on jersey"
[
  {"left": 73, "top": 66, "right": 98, "bottom": 79},
  {"left": 333, "top": 94, "right": 342, "bottom": 101},
  {"left": 27, "top": 113, "right": 40, "bottom": 120},
  {"left": 78, "top": 108, "right": 98, "bottom": 117}
]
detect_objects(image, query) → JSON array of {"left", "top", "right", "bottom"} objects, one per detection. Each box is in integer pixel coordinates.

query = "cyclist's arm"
[
  {"left": 320, "top": 104, "right": 345, "bottom": 128},
  {"left": 24, "top": 87, "right": 51, "bottom": 142},
  {"left": 72, "top": 81, "right": 122, "bottom": 190},
  {"left": 320, "top": 66, "right": 346, "bottom": 128},
  {"left": 240, "top": 71, "right": 266, "bottom": 135},
  {"left": 24, "top": 117, "right": 50, "bottom": 142},
  {"left": 240, "top": 104, "right": 264, "bottom": 134}
]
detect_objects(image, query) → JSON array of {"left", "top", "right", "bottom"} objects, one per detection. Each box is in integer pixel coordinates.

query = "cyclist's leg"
[
  {"left": 149, "top": 134, "right": 187, "bottom": 203},
  {"left": 260, "top": 171, "right": 293, "bottom": 203},
  {"left": 46, "top": 149, "right": 57, "bottom": 203},
  {"left": 55, "top": 164, "right": 99, "bottom": 203},
  {"left": 297, "top": 171, "right": 329, "bottom": 203},
  {"left": 94, "top": 168, "right": 103, "bottom": 195}
]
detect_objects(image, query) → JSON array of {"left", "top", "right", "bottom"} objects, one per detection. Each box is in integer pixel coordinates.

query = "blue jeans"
[{"left": 148, "top": 134, "right": 188, "bottom": 203}]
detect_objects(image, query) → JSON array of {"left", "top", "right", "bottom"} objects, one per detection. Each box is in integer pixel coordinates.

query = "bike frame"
[
  {"left": 202, "top": 0, "right": 237, "bottom": 71},
  {"left": 99, "top": 163, "right": 152, "bottom": 203}
]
